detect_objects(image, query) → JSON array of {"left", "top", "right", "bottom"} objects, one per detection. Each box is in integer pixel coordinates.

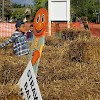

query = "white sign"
[
  {"left": 48, "top": 0, "right": 70, "bottom": 21},
  {"left": 18, "top": 61, "right": 42, "bottom": 100},
  {"left": 51, "top": 1, "right": 67, "bottom": 21},
  {"left": 48, "top": 0, "right": 70, "bottom": 35}
]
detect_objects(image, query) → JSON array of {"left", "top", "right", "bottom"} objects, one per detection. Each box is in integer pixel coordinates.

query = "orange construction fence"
[
  {"left": 0, "top": 22, "right": 100, "bottom": 38},
  {"left": 89, "top": 23, "right": 100, "bottom": 37},
  {"left": 0, "top": 23, "right": 15, "bottom": 37},
  {"left": 51, "top": 22, "right": 100, "bottom": 37},
  {"left": 0, "top": 22, "right": 31, "bottom": 38}
]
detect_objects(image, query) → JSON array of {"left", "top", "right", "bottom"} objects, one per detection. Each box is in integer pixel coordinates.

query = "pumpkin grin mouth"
[{"left": 36, "top": 29, "right": 42, "bottom": 33}]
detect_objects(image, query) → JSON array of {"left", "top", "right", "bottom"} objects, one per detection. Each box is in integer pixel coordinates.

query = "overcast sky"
[{"left": 11, "top": 0, "right": 34, "bottom": 5}]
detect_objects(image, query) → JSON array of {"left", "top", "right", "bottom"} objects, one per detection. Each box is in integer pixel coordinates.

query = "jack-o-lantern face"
[{"left": 33, "top": 8, "right": 48, "bottom": 37}]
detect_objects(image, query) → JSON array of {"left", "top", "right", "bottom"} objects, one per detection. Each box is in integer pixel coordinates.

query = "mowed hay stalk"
[
  {"left": 84, "top": 38, "right": 100, "bottom": 64},
  {"left": 68, "top": 38, "right": 100, "bottom": 64},
  {"left": 69, "top": 40, "right": 86, "bottom": 63},
  {"left": 0, "top": 84, "right": 23, "bottom": 100},
  {"left": 0, "top": 36, "right": 100, "bottom": 100},
  {"left": 61, "top": 28, "right": 91, "bottom": 41},
  {"left": 0, "top": 38, "right": 29, "bottom": 99}
]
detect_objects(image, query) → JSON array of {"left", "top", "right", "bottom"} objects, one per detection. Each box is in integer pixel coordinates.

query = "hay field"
[{"left": 0, "top": 30, "right": 100, "bottom": 100}]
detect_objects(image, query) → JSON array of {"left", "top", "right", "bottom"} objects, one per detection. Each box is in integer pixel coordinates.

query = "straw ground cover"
[{"left": 0, "top": 29, "right": 100, "bottom": 100}]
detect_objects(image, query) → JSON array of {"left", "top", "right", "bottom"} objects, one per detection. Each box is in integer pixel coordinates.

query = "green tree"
[
  {"left": 0, "top": 0, "right": 12, "bottom": 18},
  {"left": 12, "top": 3, "right": 22, "bottom": 8},
  {"left": 33, "top": 0, "right": 48, "bottom": 19},
  {"left": 11, "top": 8, "right": 26, "bottom": 19},
  {"left": 71, "top": 0, "right": 98, "bottom": 21}
]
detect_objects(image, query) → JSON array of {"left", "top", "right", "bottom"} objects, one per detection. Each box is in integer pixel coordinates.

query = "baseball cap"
[{"left": 15, "top": 21, "right": 24, "bottom": 29}]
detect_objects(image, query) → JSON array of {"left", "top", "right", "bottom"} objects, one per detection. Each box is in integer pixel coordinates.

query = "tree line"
[{"left": 0, "top": 0, "right": 99, "bottom": 22}]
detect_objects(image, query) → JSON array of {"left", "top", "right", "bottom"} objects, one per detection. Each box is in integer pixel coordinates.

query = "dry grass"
[
  {"left": 61, "top": 28, "right": 90, "bottom": 41},
  {"left": 0, "top": 33, "right": 100, "bottom": 100}
]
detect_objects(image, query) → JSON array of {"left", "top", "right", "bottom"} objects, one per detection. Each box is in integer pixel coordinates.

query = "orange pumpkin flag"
[
  {"left": 30, "top": 8, "right": 48, "bottom": 76},
  {"left": 33, "top": 8, "right": 48, "bottom": 37}
]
